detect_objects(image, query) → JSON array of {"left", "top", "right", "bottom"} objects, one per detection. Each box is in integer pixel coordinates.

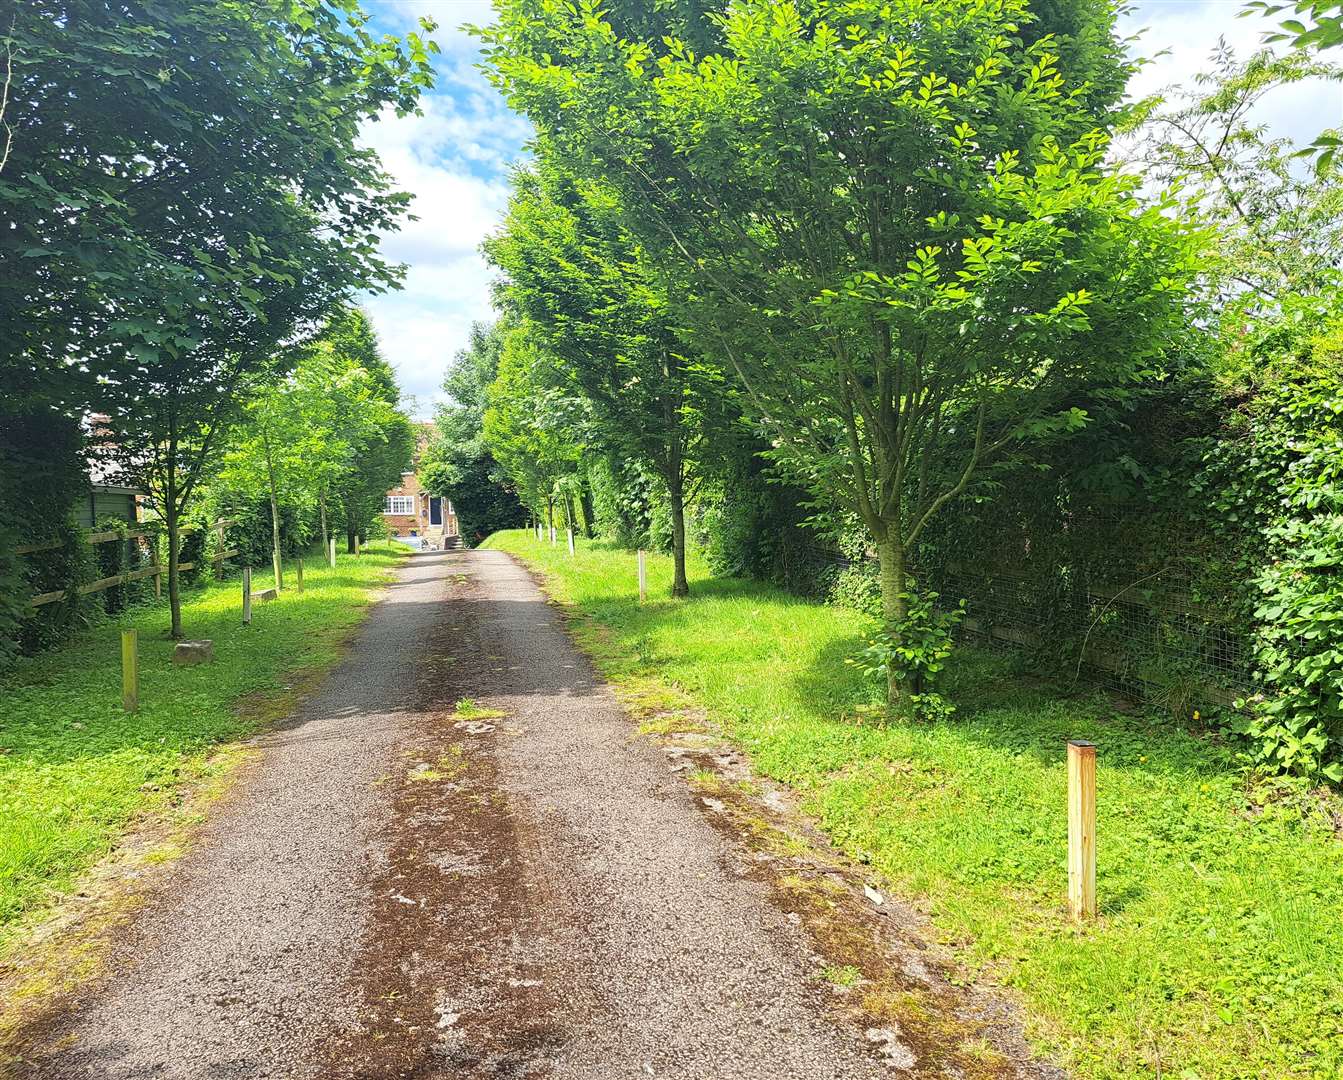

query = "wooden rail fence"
[{"left": 19, "top": 519, "right": 238, "bottom": 608}]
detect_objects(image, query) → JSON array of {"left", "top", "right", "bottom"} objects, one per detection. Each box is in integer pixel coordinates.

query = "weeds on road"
[
  {"left": 486, "top": 530, "right": 1343, "bottom": 1080},
  {"left": 0, "top": 550, "right": 401, "bottom": 956}
]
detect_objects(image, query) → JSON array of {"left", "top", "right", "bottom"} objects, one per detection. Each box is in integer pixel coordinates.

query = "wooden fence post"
[
  {"left": 329, "top": 537, "right": 336, "bottom": 569},
  {"left": 295, "top": 557, "right": 304, "bottom": 593},
  {"left": 567, "top": 528, "right": 575, "bottom": 556},
  {"left": 242, "top": 567, "right": 252, "bottom": 625},
  {"left": 1067, "top": 740, "right": 1097, "bottom": 920},
  {"left": 637, "top": 549, "right": 647, "bottom": 602},
  {"left": 121, "top": 628, "right": 138, "bottom": 713}
]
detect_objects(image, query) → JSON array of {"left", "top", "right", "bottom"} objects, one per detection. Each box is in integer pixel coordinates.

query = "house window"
[{"left": 383, "top": 495, "right": 415, "bottom": 515}]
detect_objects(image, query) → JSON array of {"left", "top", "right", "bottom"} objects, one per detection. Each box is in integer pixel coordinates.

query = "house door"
[{"left": 429, "top": 497, "right": 443, "bottom": 526}]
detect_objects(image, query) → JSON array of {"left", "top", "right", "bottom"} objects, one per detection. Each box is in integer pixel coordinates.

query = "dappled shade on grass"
[{"left": 486, "top": 530, "right": 1343, "bottom": 1080}]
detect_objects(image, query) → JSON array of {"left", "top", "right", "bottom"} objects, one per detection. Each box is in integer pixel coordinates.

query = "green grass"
[
  {"left": 485, "top": 529, "right": 1343, "bottom": 1080},
  {"left": 0, "top": 547, "right": 401, "bottom": 954}
]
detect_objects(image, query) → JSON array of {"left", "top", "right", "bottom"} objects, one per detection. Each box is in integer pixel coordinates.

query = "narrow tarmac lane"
[{"left": 14, "top": 548, "right": 891, "bottom": 1079}]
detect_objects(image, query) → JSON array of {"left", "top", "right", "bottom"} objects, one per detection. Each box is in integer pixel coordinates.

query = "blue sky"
[{"left": 358, "top": 0, "right": 1341, "bottom": 418}]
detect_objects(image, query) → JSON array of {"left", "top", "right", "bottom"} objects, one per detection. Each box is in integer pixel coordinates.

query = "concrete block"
[{"left": 173, "top": 640, "right": 215, "bottom": 666}]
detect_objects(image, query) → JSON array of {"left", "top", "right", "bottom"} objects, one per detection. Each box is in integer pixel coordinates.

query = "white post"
[
  {"left": 567, "top": 528, "right": 575, "bottom": 556},
  {"left": 637, "top": 549, "right": 647, "bottom": 602},
  {"left": 242, "top": 567, "right": 252, "bottom": 624},
  {"left": 329, "top": 537, "right": 336, "bottom": 568},
  {"left": 550, "top": 524, "right": 556, "bottom": 545}
]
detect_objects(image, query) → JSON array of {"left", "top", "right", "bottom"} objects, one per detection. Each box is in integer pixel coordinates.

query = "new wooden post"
[
  {"left": 329, "top": 537, "right": 336, "bottom": 569},
  {"left": 637, "top": 549, "right": 647, "bottom": 602},
  {"left": 567, "top": 528, "right": 575, "bottom": 556},
  {"left": 242, "top": 567, "right": 252, "bottom": 625},
  {"left": 295, "top": 557, "right": 304, "bottom": 593},
  {"left": 1067, "top": 740, "right": 1097, "bottom": 920},
  {"left": 121, "top": 628, "right": 138, "bottom": 713}
]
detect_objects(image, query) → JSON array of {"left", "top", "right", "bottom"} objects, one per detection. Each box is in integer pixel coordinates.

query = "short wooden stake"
[
  {"left": 329, "top": 537, "right": 336, "bottom": 569},
  {"left": 121, "top": 628, "right": 138, "bottom": 713},
  {"left": 295, "top": 557, "right": 304, "bottom": 593},
  {"left": 242, "top": 567, "right": 252, "bottom": 625},
  {"left": 637, "top": 549, "right": 647, "bottom": 602},
  {"left": 1067, "top": 740, "right": 1097, "bottom": 920},
  {"left": 567, "top": 528, "right": 575, "bottom": 556}
]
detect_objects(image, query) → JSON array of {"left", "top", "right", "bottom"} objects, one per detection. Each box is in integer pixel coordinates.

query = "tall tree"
[
  {"left": 485, "top": 159, "right": 731, "bottom": 594},
  {"left": 1, "top": 1, "right": 437, "bottom": 637},
  {"left": 420, "top": 322, "right": 527, "bottom": 545},
  {"left": 484, "top": 0, "right": 1198, "bottom": 712},
  {"left": 482, "top": 324, "right": 588, "bottom": 533}
]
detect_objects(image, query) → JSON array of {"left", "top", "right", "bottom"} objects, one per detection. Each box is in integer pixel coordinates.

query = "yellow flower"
[{"left": 1192, "top": 710, "right": 1201, "bottom": 720}]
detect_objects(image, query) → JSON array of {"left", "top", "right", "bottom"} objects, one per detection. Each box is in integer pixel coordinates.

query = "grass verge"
[
  {"left": 484, "top": 529, "right": 1343, "bottom": 1080},
  {"left": 0, "top": 546, "right": 402, "bottom": 958}
]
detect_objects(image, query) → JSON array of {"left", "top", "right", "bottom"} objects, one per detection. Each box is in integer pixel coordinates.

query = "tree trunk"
[
  {"left": 876, "top": 529, "right": 911, "bottom": 719},
  {"left": 269, "top": 488, "right": 283, "bottom": 590},
  {"left": 563, "top": 491, "right": 578, "bottom": 534},
  {"left": 261, "top": 429, "right": 284, "bottom": 590},
  {"left": 166, "top": 501, "right": 183, "bottom": 641},
  {"left": 578, "top": 484, "right": 596, "bottom": 539},
  {"left": 668, "top": 474, "right": 689, "bottom": 598},
  {"left": 319, "top": 488, "right": 329, "bottom": 556}
]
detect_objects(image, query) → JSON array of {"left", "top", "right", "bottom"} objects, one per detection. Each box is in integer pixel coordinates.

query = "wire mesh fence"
[{"left": 786, "top": 512, "right": 1255, "bottom": 713}]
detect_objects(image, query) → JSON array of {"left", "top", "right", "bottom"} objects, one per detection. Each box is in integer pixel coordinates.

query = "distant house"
[{"left": 383, "top": 424, "right": 458, "bottom": 546}]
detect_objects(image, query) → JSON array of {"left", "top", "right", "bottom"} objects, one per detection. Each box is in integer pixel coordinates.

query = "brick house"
[{"left": 383, "top": 425, "right": 458, "bottom": 546}]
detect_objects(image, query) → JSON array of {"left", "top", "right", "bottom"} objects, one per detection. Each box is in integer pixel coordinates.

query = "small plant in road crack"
[{"left": 452, "top": 698, "right": 505, "bottom": 721}]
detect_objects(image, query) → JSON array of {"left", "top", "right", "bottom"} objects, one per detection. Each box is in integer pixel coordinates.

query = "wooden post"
[
  {"left": 295, "top": 557, "right": 304, "bottom": 593},
  {"left": 329, "top": 537, "right": 336, "bottom": 569},
  {"left": 1067, "top": 740, "right": 1097, "bottom": 920},
  {"left": 637, "top": 549, "right": 647, "bottom": 602},
  {"left": 121, "top": 628, "right": 138, "bottom": 713},
  {"left": 242, "top": 567, "right": 252, "bottom": 625},
  {"left": 567, "top": 528, "right": 575, "bottom": 556}
]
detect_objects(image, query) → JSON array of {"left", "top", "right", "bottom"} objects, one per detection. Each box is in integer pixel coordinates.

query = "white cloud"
[
  {"left": 357, "top": 3, "right": 531, "bottom": 418},
  {"left": 1120, "top": 1, "right": 1341, "bottom": 144}
]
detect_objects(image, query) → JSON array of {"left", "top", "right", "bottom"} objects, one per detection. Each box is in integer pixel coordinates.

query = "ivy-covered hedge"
[{"left": 0, "top": 406, "right": 90, "bottom": 668}]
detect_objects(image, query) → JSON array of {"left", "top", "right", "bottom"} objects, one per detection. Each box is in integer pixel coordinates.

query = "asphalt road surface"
[{"left": 14, "top": 548, "right": 903, "bottom": 1079}]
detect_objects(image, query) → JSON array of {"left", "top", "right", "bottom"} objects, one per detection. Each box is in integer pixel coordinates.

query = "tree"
[
  {"left": 482, "top": 324, "right": 588, "bottom": 533},
  {"left": 484, "top": 158, "right": 733, "bottom": 594},
  {"left": 4, "top": 1, "right": 437, "bottom": 637},
  {"left": 483, "top": 0, "right": 1197, "bottom": 713},
  {"left": 420, "top": 322, "right": 527, "bottom": 545},
  {"left": 1133, "top": 45, "right": 1342, "bottom": 309}
]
